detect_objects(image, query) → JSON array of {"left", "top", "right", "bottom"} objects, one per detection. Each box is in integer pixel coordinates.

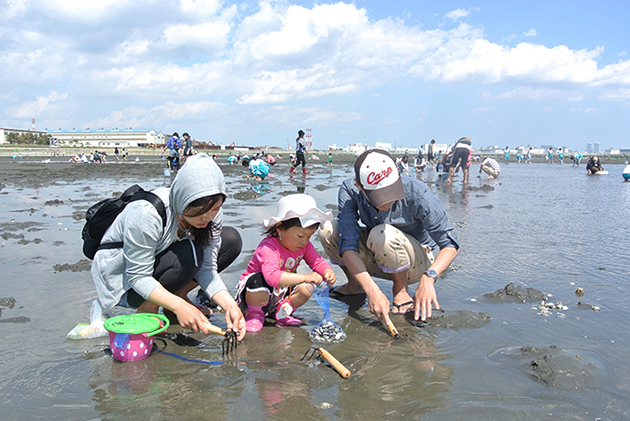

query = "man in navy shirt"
[{"left": 319, "top": 149, "right": 459, "bottom": 323}]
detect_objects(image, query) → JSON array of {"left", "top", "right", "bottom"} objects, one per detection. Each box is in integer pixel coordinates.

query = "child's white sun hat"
[{"left": 263, "top": 194, "right": 332, "bottom": 229}]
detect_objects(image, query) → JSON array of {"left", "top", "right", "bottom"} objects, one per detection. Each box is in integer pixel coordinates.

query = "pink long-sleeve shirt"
[{"left": 241, "top": 236, "right": 331, "bottom": 287}]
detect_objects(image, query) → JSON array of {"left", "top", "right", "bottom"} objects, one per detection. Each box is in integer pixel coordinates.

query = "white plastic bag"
[{"left": 67, "top": 300, "right": 108, "bottom": 340}]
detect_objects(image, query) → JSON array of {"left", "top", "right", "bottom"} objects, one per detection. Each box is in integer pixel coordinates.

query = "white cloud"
[
  {"left": 6, "top": 0, "right": 28, "bottom": 17},
  {"left": 445, "top": 9, "right": 469, "bottom": 21},
  {"left": 180, "top": 0, "right": 223, "bottom": 16},
  {"left": 598, "top": 88, "right": 630, "bottom": 101},
  {"left": 2, "top": 0, "right": 630, "bottom": 146},
  {"left": 44, "top": 0, "right": 134, "bottom": 20},
  {"left": 12, "top": 92, "right": 68, "bottom": 118},
  {"left": 491, "top": 87, "right": 583, "bottom": 101},
  {"left": 163, "top": 21, "right": 231, "bottom": 49}
]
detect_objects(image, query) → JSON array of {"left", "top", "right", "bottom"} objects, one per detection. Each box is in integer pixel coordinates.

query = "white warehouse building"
[{"left": 47, "top": 128, "right": 165, "bottom": 148}]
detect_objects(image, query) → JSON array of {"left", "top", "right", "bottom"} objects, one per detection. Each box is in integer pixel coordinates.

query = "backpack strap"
[{"left": 96, "top": 190, "right": 167, "bottom": 253}]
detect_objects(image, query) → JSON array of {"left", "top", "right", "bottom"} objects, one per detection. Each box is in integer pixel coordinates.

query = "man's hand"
[{"left": 413, "top": 275, "right": 440, "bottom": 321}]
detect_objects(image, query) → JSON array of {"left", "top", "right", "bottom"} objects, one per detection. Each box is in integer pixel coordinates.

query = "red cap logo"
[{"left": 366, "top": 166, "right": 394, "bottom": 186}]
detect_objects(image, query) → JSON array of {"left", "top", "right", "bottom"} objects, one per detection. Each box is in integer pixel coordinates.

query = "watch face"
[{"left": 426, "top": 269, "right": 438, "bottom": 278}]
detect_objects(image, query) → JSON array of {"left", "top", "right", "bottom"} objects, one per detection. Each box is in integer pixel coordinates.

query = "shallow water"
[{"left": 0, "top": 159, "right": 629, "bottom": 420}]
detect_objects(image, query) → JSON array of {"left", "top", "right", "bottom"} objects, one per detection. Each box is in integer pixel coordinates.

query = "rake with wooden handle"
[
  {"left": 202, "top": 321, "right": 238, "bottom": 357},
  {"left": 301, "top": 346, "right": 351, "bottom": 379}
]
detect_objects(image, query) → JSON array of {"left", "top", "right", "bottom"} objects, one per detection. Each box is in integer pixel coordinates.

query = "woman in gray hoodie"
[{"left": 91, "top": 154, "right": 246, "bottom": 339}]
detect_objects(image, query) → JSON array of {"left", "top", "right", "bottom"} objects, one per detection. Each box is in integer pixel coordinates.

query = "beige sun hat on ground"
[{"left": 263, "top": 194, "right": 332, "bottom": 229}]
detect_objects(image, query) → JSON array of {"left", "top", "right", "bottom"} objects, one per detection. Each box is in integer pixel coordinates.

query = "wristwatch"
[{"left": 424, "top": 269, "right": 439, "bottom": 283}]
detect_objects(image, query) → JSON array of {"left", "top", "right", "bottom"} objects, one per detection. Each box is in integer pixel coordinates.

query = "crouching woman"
[{"left": 91, "top": 154, "right": 246, "bottom": 340}]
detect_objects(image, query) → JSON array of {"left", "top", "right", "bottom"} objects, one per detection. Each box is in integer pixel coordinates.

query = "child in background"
[{"left": 235, "top": 194, "right": 336, "bottom": 332}]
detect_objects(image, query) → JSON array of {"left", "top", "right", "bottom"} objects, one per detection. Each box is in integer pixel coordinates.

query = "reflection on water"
[{"left": 0, "top": 160, "right": 629, "bottom": 419}]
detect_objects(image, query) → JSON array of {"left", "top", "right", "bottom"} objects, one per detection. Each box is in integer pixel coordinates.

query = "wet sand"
[{"left": 1, "top": 158, "right": 629, "bottom": 420}]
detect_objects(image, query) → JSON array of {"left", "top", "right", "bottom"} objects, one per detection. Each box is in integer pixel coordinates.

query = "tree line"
[{"left": 5, "top": 132, "right": 52, "bottom": 145}]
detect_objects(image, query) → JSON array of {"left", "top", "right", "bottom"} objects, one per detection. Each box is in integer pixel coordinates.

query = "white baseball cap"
[
  {"left": 354, "top": 149, "right": 405, "bottom": 207},
  {"left": 263, "top": 194, "right": 332, "bottom": 228}
]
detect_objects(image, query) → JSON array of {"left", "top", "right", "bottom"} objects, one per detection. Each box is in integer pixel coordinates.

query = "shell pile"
[{"left": 309, "top": 321, "right": 346, "bottom": 343}]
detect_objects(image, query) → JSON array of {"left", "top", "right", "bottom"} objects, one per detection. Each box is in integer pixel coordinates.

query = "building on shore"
[
  {"left": 0, "top": 127, "right": 48, "bottom": 144},
  {"left": 46, "top": 128, "right": 165, "bottom": 148}
]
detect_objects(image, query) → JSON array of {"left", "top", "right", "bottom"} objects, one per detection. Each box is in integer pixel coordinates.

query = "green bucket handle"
[{"left": 143, "top": 313, "right": 170, "bottom": 337}]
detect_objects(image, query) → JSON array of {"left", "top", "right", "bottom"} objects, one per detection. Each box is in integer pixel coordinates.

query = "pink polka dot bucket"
[{"left": 104, "top": 313, "right": 169, "bottom": 362}]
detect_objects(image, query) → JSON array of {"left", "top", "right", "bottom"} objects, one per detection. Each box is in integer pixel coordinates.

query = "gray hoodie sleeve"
[
  {"left": 194, "top": 207, "right": 227, "bottom": 299},
  {"left": 120, "top": 200, "right": 165, "bottom": 300}
]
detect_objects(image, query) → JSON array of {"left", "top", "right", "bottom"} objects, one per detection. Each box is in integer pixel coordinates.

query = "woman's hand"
[{"left": 211, "top": 289, "right": 246, "bottom": 341}]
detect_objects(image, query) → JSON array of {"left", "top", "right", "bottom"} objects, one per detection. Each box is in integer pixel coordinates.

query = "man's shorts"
[
  {"left": 318, "top": 220, "right": 434, "bottom": 284},
  {"left": 482, "top": 165, "right": 500, "bottom": 178}
]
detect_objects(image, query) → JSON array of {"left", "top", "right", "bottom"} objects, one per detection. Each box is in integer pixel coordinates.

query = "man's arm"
[
  {"left": 341, "top": 249, "right": 393, "bottom": 327},
  {"left": 413, "top": 246, "right": 458, "bottom": 321}
]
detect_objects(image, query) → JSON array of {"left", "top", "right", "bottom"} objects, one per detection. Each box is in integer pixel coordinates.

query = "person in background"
[
  {"left": 164, "top": 132, "right": 182, "bottom": 172},
  {"left": 427, "top": 139, "right": 436, "bottom": 168},
  {"left": 572, "top": 153, "right": 583, "bottom": 167},
  {"left": 265, "top": 152, "right": 277, "bottom": 166},
  {"left": 526, "top": 147, "right": 532, "bottom": 164},
  {"left": 557, "top": 147, "right": 564, "bottom": 164},
  {"left": 547, "top": 147, "right": 554, "bottom": 164},
  {"left": 327, "top": 152, "right": 333, "bottom": 166},
  {"left": 414, "top": 153, "right": 427, "bottom": 171},
  {"left": 446, "top": 137, "right": 472, "bottom": 183},
  {"left": 504, "top": 146, "right": 510, "bottom": 163},
  {"left": 396, "top": 154, "right": 409, "bottom": 175},
  {"left": 319, "top": 149, "right": 459, "bottom": 323},
  {"left": 289, "top": 129, "right": 308, "bottom": 175},
  {"left": 247, "top": 156, "right": 271, "bottom": 181},
  {"left": 586, "top": 156, "right": 604, "bottom": 174},
  {"left": 479, "top": 157, "right": 501, "bottom": 179},
  {"left": 236, "top": 194, "right": 336, "bottom": 332},
  {"left": 182, "top": 132, "right": 193, "bottom": 161}
]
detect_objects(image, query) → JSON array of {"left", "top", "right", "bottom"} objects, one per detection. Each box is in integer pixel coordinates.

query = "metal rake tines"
[
  {"left": 221, "top": 330, "right": 238, "bottom": 358},
  {"left": 300, "top": 346, "right": 319, "bottom": 362},
  {"left": 300, "top": 346, "right": 351, "bottom": 379}
]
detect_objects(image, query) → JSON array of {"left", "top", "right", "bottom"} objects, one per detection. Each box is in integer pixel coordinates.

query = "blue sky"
[{"left": 2, "top": 0, "right": 629, "bottom": 151}]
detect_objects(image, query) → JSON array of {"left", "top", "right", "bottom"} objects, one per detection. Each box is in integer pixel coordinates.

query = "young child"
[{"left": 235, "top": 194, "right": 336, "bottom": 332}]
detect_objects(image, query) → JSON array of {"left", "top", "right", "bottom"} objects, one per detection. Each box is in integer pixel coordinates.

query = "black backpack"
[{"left": 82, "top": 185, "right": 167, "bottom": 259}]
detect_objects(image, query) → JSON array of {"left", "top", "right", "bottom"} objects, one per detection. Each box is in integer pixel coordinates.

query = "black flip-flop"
[{"left": 392, "top": 300, "right": 414, "bottom": 313}]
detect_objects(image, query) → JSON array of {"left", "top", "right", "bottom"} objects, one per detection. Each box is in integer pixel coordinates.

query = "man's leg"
[{"left": 366, "top": 224, "right": 434, "bottom": 312}]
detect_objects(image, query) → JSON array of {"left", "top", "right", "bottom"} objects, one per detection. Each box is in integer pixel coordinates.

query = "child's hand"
[
  {"left": 323, "top": 269, "right": 336, "bottom": 286},
  {"left": 304, "top": 272, "right": 323, "bottom": 286}
]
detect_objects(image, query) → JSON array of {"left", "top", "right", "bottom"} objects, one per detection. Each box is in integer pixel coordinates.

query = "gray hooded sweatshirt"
[{"left": 91, "top": 154, "right": 227, "bottom": 314}]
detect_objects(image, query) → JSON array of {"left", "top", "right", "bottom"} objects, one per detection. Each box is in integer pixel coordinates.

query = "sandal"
[{"left": 392, "top": 300, "right": 414, "bottom": 314}]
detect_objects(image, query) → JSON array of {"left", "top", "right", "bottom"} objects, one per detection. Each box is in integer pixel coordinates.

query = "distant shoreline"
[{"left": 1, "top": 146, "right": 629, "bottom": 165}]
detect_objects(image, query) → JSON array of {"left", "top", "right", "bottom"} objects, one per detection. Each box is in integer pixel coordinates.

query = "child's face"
[{"left": 277, "top": 224, "right": 318, "bottom": 251}]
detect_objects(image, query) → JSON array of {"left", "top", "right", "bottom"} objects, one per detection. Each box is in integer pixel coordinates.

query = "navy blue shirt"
[{"left": 337, "top": 175, "right": 459, "bottom": 256}]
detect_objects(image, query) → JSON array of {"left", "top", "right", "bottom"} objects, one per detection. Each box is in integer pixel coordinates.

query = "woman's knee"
[
  {"left": 153, "top": 239, "right": 204, "bottom": 290},
  {"left": 218, "top": 226, "right": 242, "bottom": 272}
]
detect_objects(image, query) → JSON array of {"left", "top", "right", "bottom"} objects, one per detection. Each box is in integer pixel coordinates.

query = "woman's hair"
[
  {"left": 263, "top": 217, "right": 318, "bottom": 238},
  {"left": 182, "top": 193, "right": 226, "bottom": 246}
]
